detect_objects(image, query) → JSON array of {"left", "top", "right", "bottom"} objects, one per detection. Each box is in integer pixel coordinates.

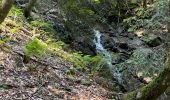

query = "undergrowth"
[
  {"left": 22, "top": 38, "right": 107, "bottom": 74},
  {"left": 22, "top": 39, "right": 49, "bottom": 58},
  {"left": 123, "top": 0, "right": 169, "bottom": 32}
]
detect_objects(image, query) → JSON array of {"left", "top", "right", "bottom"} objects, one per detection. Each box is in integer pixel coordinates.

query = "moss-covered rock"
[
  {"left": 111, "top": 47, "right": 166, "bottom": 91},
  {"left": 141, "top": 34, "right": 163, "bottom": 47}
]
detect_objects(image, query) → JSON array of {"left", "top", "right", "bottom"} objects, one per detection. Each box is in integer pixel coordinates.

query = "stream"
[{"left": 93, "top": 29, "right": 123, "bottom": 86}]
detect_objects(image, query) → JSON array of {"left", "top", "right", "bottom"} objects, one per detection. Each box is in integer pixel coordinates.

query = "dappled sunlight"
[{"left": 134, "top": 29, "right": 145, "bottom": 37}]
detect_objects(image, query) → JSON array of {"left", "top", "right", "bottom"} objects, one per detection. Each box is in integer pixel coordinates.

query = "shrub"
[{"left": 22, "top": 39, "right": 49, "bottom": 58}]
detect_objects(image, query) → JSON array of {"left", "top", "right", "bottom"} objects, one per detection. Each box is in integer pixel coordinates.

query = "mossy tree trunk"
[
  {"left": 24, "top": 0, "right": 37, "bottom": 18},
  {"left": 123, "top": 51, "right": 170, "bottom": 100},
  {"left": 0, "top": 0, "right": 14, "bottom": 24}
]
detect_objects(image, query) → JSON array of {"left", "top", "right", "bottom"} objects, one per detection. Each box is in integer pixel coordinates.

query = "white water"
[
  {"left": 93, "top": 29, "right": 122, "bottom": 84},
  {"left": 93, "top": 30, "right": 112, "bottom": 65}
]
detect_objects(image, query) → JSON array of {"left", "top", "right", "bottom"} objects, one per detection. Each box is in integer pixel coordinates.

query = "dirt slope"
[{"left": 0, "top": 19, "right": 114, "bottom": 100}]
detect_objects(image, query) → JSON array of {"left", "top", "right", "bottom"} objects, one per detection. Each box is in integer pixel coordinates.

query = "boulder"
[
  {"left": 102, "top": 35, "right": 135, "bottom": 53},
  {"left": 71, "top": 36, "right": 96, "bottom": 56},
  {"left": 112, "top": 47, "right": 165, "bottom": 91},
  {"left": 141, "top": 34, "right": 162, "bottom": 47},
  {"left": 129, "top": 37, "right": 144, "bottom": 49},
  {"left": 112, "top": 53, "right": 130, "bottom": 64}
]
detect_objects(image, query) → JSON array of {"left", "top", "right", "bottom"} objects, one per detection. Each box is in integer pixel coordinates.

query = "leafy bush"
[
  {"left": 123, "top": 7, "right": 152, "bottom": 32},
  {"left": 9, "top": 7, "right": 24, "bottom": 21},
  {"left": 22, "top": 39, "right": 49, "bottom": 58},
  {"left": 31, "top": 19, "right": 56, "bottom": 34},
  {"left": 71, "top": 52, "right": 109, "bottom": 74}
]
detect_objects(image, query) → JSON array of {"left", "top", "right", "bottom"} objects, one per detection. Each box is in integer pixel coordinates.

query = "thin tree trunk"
[
  {"left": 168, "top": 22, "right": 170, "bottom": 33},
  {"left": 168, "top": 0, "right": 170, "bottom": 33},
  {"left": 0, "top": 0, "right": 14, "bottom": 24},
  {"left": 143, "top": 0, "right": 147, "bottom": 9},
  {"left": 24, "top": 0, "right": 37, "bottom": 18},
  {"left": 123, "top": 51, "right": 170, "bottom": 100}
]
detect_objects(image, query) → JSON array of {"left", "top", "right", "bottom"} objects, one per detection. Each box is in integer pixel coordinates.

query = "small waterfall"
[
  {"left": 93, "top": 30, "right": 112, "bottom": 65},
  {"left": 93, "top": 29, "right": 123, "bottom": 84}
]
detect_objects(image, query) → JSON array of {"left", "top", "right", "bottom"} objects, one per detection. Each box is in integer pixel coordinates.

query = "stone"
[
  {"left": 81, "top": 79, "right": 91, "bottom": 86},
  {"left": 129, "top": 37, "right": 144, "bottom": 49},
  {"left": 103, "top": 36, "right": 134, "bottom": 53},
  {"left": 141, "top": 34, "right": 162, "bottom": 47},
  {"left": 0, "top": 64, "right": 4, "bottom": 70},
  {"left": 112, "top": 53, "right": 130, "bottom": 64}
]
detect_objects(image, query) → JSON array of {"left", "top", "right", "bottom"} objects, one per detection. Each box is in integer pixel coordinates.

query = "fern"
[{"left": 22, "top": 39, "right": 49, "bottom": 58}]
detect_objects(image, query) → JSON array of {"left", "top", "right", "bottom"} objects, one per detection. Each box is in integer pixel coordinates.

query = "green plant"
[
  {"left": 48, "top": 41, "right": 66, "bottom": 50},
  {"left": 123, "top": 0, "right": 170, "bottom": 32},
  {"left": 71, "top": 52, "right": 109, "bottom": 74},
  {"left": 123, "top": 7, "right": 150, "bottom": 32},
  {"left": 9, "top": 7, "right": 23, "bottom": 21},
  {"left": 31, "top": 19, "right": 55, "bottom": 33},
  {"left": 22, "top": 39, "right": 49, "bottom": 58}
]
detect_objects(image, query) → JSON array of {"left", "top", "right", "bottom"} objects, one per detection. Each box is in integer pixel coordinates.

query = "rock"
[
  {"left": 141, "top": 34, "right": 162, "bottom": 47},
  {"left": 81, "top": 79, "right": 91, "bottom": 86},
  {"left": 131, "top": 48, "right": 153, "bottom": 59},
  {"left": 94, "top": 76, "right": 125, "bottom": 92},
  {"left": 64, "top": 87, "right": 73, "bottom": 92},
  {"left": 71, "top": 36, "right": 96, "bottom": 55},
  {"left": 102, "top": 36, "right": 134, "bottom": 53},
  {"left": 129, "top": 37, "right": 144, "bottom": 49},
  {"left": 112, "top": 53, "right": 130, "bottom": 64},
  {"left": 0, "top": 64, "right": 4, "bottom": 70},
  {"left": 119, "top": 32, "right": 135, "bottom": 39},
  {"left": 111, "top": 47, "right": 166, "bottom": 91}
]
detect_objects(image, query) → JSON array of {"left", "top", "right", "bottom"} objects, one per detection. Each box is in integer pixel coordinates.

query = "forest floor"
[{"left": 0, "top": 19, "right": 118, "bottom": 100}]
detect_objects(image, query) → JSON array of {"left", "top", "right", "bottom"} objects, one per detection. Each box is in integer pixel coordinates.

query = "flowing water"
[
  {"left": 93, "top": 29, "right": 123, "bottom": 84},
  {"left": 93, "top": 30, "right": 112, "bottom": 65}
]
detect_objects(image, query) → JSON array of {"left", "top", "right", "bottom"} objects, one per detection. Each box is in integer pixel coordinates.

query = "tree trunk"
[
  {"left": 168, "top": 0, "right": 170, "bottom": 33},
  {"left": 168, "top": 22, "right": 170, "bottom": 33},
  {"left": 0, "top": 0, "right": 14, "bottom": 24},
  {"left": 24, "top": 0, "right": 37, "bottom": 18},
  {"left": 143, "top": 0, "right": 147, "bottom": 9},
  {"left": 123, "top": 51, "right": 170, "bottom": 100}
]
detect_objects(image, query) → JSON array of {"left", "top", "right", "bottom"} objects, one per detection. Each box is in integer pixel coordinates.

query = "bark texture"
[
  {"left": 123, "top": 51, "right": 170, "bottom": 100},
  {"left": 24, "top": 0, "right": 37, "bottom": 18},
  {"left": 168, "top": 22, "right": 170, "bottom": 33},
  {"left": 143, "top": 0, "right": 147, "bottom": 8},
  {"left": 168, "top": 0, "right": 170, "bottom": 33},
  {"left": 0, "top": 0, "right": 14, "bottom": 24}
]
